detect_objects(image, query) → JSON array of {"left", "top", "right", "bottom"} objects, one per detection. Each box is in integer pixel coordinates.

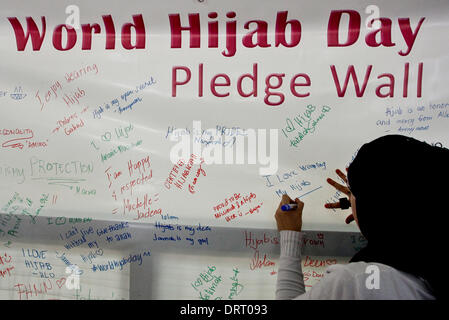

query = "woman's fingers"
[
  {"left": 325, "top": 203, "right": 355, "bottom": 224},
  {"left": 326, "top": 178, "right": 350, "bottom": 195},
  {"left": 275, "top": 196, "right": 304, "bottom": 232},
  {"left": 345, "top": 214, "right": 355, "bottom": 224},
  {"left": 277, "top": 194, "right": 294, "bottom": 210},
  {"left": 335, "top": 169, "right": 348, "bottom": 184},
  {"left": 325, "top": 169, "right": 354, "bottom": 224},
  {"left": 294, "top": 197, "right": 305, "bottom": 210},
  {"left": 324, "top": 202, "right": 341, "bottom": 209}
]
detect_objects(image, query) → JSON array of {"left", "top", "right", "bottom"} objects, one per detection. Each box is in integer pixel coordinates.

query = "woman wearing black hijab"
[{"left": 275, "top": 135, "right": 445, "bottom": 299}]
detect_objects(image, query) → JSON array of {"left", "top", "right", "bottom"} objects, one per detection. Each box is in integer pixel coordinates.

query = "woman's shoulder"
[
  {"left": 319, "top": 261, "right": 435, "bottom": 299},
  {"left": 326, "top": 261, "right": 396, "bottom": 274}
]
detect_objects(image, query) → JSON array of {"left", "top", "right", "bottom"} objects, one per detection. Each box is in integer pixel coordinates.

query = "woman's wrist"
[{"left": 280, "top": 230, "right": 303, "bottom": 258}]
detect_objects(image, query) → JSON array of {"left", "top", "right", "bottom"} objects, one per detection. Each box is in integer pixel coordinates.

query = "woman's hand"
[
  {"left": 325, "top": 169, "right": 355, "bottom": 224},
  {"left": 275, "top": 194, "right": 304, "bottom": 232}
]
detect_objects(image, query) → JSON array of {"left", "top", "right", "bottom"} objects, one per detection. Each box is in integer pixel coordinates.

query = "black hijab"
[{"left": 347, "top": 134, "right": 447, "bottom": 299}]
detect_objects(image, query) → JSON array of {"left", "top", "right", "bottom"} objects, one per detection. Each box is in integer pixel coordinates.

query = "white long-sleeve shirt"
[{"left": 276, "top": 231, "right": 435, "bottom": 300}]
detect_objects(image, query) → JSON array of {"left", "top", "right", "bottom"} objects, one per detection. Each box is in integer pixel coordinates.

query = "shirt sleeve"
[
  {"left": 276, "top": 231, "right": 436, "bottom": 300},
  {"left": 275, "top": 230, "right": 306, "bottom": 300},
  {"left": 294, "top": 265, "right": 358, "bottom": 299},
  {"left": 275, "top": 231, "right": 358, "bottom": 300}
]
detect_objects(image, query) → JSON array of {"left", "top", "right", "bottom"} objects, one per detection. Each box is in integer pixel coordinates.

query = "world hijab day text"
[{"left": 7, "top": 10, "right": 426, "bottom": 106}]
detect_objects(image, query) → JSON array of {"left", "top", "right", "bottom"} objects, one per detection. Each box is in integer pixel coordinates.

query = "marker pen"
[{"left": 281, "top": 204, "right": 297, "bottom": 211}]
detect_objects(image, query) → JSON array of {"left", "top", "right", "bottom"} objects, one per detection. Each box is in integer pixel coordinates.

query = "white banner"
[{"left": 0, "top": 0, "right": 448, "bottom": 300}]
